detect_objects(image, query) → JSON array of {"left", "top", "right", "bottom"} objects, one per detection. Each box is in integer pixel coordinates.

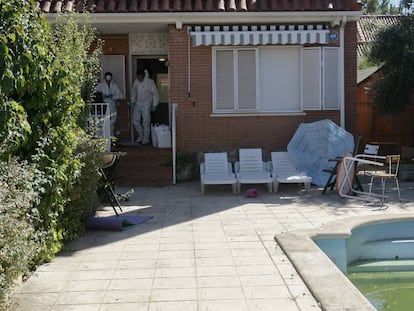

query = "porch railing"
[{"left": 88, "top": 103, "right": 111, "bottom": 152}]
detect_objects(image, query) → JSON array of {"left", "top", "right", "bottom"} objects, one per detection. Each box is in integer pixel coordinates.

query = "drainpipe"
[
  {"left": 339, "top": 16, "right": 347, "bottom": 129},
  {"left": 187, "top": 26, "right": 192, "bottom": 101}
]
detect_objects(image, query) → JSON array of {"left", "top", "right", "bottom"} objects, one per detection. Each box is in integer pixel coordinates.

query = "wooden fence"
[{"left": 356, "top": 74, "right": 414, "bottom": 155}]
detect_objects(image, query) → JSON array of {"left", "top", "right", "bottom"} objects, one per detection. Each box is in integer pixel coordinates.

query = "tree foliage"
[
  {"left": 361, "top": 0, "right": 400, "bottom": 14},
  {"left": 0, "top": 0, "right": 102, "bottom": 265},
  {"left": 369, "top": 15, "right": 414, "bottom": 115}
]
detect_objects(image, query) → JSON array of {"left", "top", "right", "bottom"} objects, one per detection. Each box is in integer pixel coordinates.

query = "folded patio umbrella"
[
  {"left": 287, "top": 119, "right": 354, "bottom": 187},
  {"left": 86, "top": 215, "right": 153, "bottom": 231}
]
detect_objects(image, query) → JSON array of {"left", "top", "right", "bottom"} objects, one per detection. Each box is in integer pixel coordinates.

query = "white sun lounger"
[
  {"left": 270, "top": 152, "right": 312, "bottom": 192},
  {"left": 200, "top": 152, "right": 237, "bottom": 194},
  {"left": 235, "top": 148, "right": 273, "bottom": 193}
]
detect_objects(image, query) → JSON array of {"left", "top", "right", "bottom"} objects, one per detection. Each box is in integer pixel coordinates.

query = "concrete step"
[{"left": 112, "top": 145, "right": 173, "bottom": 187}]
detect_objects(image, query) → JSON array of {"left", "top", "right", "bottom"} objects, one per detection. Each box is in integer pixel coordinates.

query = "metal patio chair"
[
  {"left": 98, "top": 152, "right": 126, "bottom": 216},
  {"left": 368, "top": 154, "right": 402, "bottom": 204}
]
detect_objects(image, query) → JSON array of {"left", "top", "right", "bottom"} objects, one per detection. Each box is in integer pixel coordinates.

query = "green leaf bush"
[
  {"left": 0, "top": 0, "right": 103, "bottom": 306},
  {"left": 0, "top": 159, "right": 44, "bottom": 310}
]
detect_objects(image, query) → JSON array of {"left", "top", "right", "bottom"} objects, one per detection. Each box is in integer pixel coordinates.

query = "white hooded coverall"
[
  {"left": 131, "top": 73, "right": 159, "bottom": 144},
  {"left": 95, "top": 79, "right": 122, "bottom": 136}
]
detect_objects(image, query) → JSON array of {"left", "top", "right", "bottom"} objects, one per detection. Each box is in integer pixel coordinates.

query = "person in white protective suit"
[
  {"left": 95, "top": 72, "right": 123, "bottom": 136},
  {"left": 131, "top": 69, "right": 159, "bottom": 145}
]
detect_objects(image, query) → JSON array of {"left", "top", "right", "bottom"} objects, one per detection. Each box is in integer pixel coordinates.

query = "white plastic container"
[{"left": 152, "top": 124, "right": 171, "bottom": 148}]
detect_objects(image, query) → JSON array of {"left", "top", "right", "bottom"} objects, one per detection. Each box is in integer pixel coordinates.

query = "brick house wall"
[
  {"left": 101, "top": 24, "right": 357, "bottom": 153},
  {"left": 344, "top": 21, "right": 358, "bottom": 136},
  {"left": 169, "top": 25, "right": 347, "bottom": 153}
]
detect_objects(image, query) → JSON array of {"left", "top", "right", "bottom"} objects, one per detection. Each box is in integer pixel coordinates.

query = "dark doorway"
[{"left": 135, "top": 57, "right": 169, "bottom": 126}]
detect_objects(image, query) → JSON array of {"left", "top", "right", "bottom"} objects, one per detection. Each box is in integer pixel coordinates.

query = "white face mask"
[{"left": 105, "top": 75, "right": 112, "bottom": 81}]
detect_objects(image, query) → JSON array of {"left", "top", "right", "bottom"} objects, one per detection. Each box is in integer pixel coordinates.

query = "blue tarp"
[{"left": 287, "top": 119, "right": 355, "bottom": 187}]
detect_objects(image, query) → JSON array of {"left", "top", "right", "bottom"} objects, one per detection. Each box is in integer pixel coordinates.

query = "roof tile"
[
  {"left": 161, "top": 0, "right": 170, "bottom": 11},
  {"left": 139, "top": 0, "right": 149, "bottom": 11},
  {"left": 173, "top": 0, "right": 182, "bottom": 10},
  {"left": 150, "top": 0, "right": 160, "bottom": 11},
  {"left": 35, "top": 0, "right": 361, "bottom": 13},
  {"left": 239, "top": 0, "right": 247, "bottom": 11},
  {"left": 129, "top": 0, "right": 139, "bottom": 11}
]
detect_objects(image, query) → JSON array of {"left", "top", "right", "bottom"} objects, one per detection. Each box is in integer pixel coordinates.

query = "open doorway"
[{"left": 132, "top": 56, "right": 169, "bottom": 127}]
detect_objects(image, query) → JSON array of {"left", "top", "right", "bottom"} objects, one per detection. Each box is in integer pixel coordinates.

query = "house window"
[{"left": 212, "top": 46, "right": 339, "bottom": 114}]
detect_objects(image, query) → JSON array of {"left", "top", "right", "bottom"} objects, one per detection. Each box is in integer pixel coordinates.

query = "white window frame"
[
  {"left": 212, "top": 45, "right": 340, "bottom": 114},
  {"left": 212, "top": 47, "right": 257, "bottom": 113}
]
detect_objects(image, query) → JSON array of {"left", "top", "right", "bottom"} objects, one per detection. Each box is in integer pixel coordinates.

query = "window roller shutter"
[
  {"left": 301, "top": 47, "right": 321, "bottom": 110},
  {"left": 215, "top": 50, "right": 235, "bottom": 111},
  {"left": 323, "top": 47, "right": 340, "bottom": 110},
  {"left": 237, "top": 50, "right": 256, "bottom": 110}
]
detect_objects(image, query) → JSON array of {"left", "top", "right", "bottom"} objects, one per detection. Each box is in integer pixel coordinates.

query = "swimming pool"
[
  {"left": 315, "top": 220, "right": 414, "bottom": 274},
  {"left": 348, "top": 262, "right": 414, "bottom": 311},
  {"left": 314, "top": 220, "right": 414, "bottom": 311},
  {"left": 275, "top": 214, "right": 414, "bottom": 311}
]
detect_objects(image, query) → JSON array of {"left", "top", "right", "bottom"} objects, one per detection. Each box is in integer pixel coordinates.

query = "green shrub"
[
  {"left": 59, "top": 132, "right": 102, "bottom": 241},
  {"left": 0, "top": 0, "right": 102, "bottom": 263},
  {"left": 0, "top": 159, "right": 44, "bottom": 310}
]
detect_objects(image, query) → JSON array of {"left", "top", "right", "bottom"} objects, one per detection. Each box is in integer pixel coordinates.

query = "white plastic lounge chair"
[
  {"left": 200, "top": 152, "right": 237, "bottom": 194},
  {"left": 270, "top": 152, "right": 312, "bottom": 192},
  {"left": 235, "top": 148, "right": 273, "bottom": 193}
]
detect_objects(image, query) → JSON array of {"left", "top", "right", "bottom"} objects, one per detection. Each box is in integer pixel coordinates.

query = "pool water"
[
  {"left": 314, "top": 220, "right": 414, "bottom": 310},
  {"left": 348, "top": 265, "right": 414, "bottom": 311}
]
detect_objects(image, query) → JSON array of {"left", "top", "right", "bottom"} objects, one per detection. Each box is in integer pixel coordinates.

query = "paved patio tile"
[
  {"left": 112, "top": 268, "right": 155, "bottom": 279},
  {"left": 156, "top": 258, "right": 195, "bottom": 268},
  {"left": 197, "top": 276, "right": 241, "bottom": 287},
  {"left": 152, "top": 276, "right": 197, "bottom": 289},
  {"left": 119, "top": 250, "right": 158, "bottom": 260},
  {"left": 151, "top": 288, "right": 197, "bottom": 301},
  {"left": 157, "top": 250, "right": 194, "bottom": 259},
  {"left": 198, "top": 287, "right": 245, "bottom": 300},
  {"left": 117, "top": 259, "right": 157, "bottom": 269},
  {"left": 194, "top": 242, "right": 229, "bottom": 250},
  {"left": 155, "top": 266, "right": 196, "bottom": 278},
  {"left": 99, "top": 303, "right": 148, "bottom": 311},
  {"left": 108, "top": 278, "right": 153, "bottom": 290},
  {"left": 65, "top": 279, "right": 111, "bottom": 292},
  {"left": 195, "top": 249, "right": 233, "bottom": 258},
  {"left": 240, "top": 275, "right": 285, "bottom": 287},
  {"left": 159, "top": 242, "right": 194, "bottom": 250},
  {"left": 12, "top": 180, "right": 414, "bottom": 310},
  {"left": 148, "top": 300, "right": 197, "bottom": 311},
  {"left": 15, "top": 292, "right": 59, "bottom": 306},
  {"left": 236, "top": 265, "right": 279, "bottom": 276},
  {"left": 196, "top": 266, "right": 238, "bottom": 277},
  {"left": 195, "top": 257, "right": 235, "bottom": 267},
  {"left": 103, "top": 290, "right": 150, "bottom": 303},
  {"left": 198, "top": 299, "right": 249, "bottom": 311},
  {"left": 77, "top": 260, "right": 120, "bottom": 271},
  {"left": 71, "top": 269, "right": 114, "bottom": 280},
  {"left": 243, "top": 285, "right": 292, "bottom": 299},
  {"left": 52, "top": 305, "right": 102, "bottom": 311},
  {"left": 56, "top": 291, "right": 106, "bottom": 305},
  {"left": 17, "top": 280, "right": 67, "bottom": 293},
  {"left": 247, "top": 298, "right": 299, "bottom": 311}
]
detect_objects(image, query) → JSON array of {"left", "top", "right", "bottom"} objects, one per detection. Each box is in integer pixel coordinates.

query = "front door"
[{"left": 131, "top": 56, "right": 169, "bottom": 144}]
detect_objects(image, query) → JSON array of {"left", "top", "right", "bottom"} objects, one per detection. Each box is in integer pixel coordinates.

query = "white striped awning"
[{"left": 190, "top": 24, "right": 330, "bottom": 46}]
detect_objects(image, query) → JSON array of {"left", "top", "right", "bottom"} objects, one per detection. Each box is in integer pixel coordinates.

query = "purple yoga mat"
[{"left": 86, "top": 215, "right": 153, "bottom": 231}]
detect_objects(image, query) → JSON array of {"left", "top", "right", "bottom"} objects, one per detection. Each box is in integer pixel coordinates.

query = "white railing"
[
  {"left": 88, "top": 103, "right": 111, "bottom": 152},
  {"left": 172, "top": 103, "right": 177, "bottom": 184}
]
